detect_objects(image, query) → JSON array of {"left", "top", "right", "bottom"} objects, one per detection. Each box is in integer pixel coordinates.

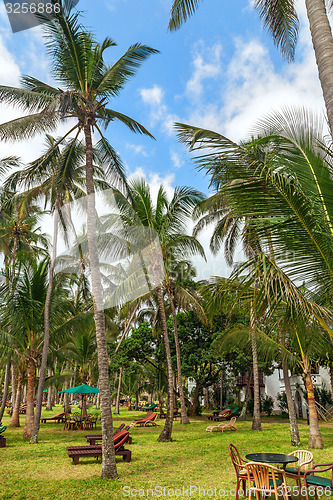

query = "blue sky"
[{"left": 0, "top": 0, "right": 326, "bottom": 278}]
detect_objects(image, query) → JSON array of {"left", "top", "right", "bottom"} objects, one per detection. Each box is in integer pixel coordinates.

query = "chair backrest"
[
  {"left": 229, "top": 417, "right": 237, "bottom": 427},
  {"left": 288, "top": 450, "right": 314, "bottom": 471},
  {"left": 146, "top": 412, "right": 157, "bottom": 421},
  {"left": 246, "top": 462, "right": 284, "bottom": 492},
  {"left": 114, "top": 431, "right": 130, "bottom": 450},
  {"left": 113, "top": 423, "right": 125, "bottom": 436},
  {"left": 220, "top": 409, "right": 231, "bottom": 416},
  {"left": 228, "top": 444, "right": 243, "bottom": 473}
]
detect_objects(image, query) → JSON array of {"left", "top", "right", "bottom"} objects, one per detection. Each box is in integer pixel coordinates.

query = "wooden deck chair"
[
  {"left": 85, "top": 425, "right": 132, "bottom": 445},
  {"left": 285, "top": 450, "right": 313, "bottom": 489},
  {"left": 40, "top": 411, "right": 65, "bottom": 423},
  {"left": 304, "top": 463, "right": 333, "bottom": 500},
  {"left": 130, "top": 412, "right": 158, "bottom": 427},
  {"left": 245, "top": 462, "right": 289, "bottom": 500},
  {"left": 213, "top": 409, "right": 232, "bottom": 421},
  {"left": 206, "top": 417, "right": 237, "bottom": 432},
  {"left": 67, "top": 430, "right": 131, "bottom": 464}
]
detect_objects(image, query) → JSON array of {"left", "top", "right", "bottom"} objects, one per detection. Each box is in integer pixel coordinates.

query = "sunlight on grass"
[{"left": 1, "top": 407, "right": 332, "bottom": 499}]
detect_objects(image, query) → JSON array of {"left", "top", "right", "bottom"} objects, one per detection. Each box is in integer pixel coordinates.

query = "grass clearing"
[{"left": 1, "top": 407, "right": 332, "bottom": 499}]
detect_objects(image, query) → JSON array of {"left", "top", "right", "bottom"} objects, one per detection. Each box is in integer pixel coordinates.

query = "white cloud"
[
  {"left": 140, "top": 84, "right": 164, "bottom": 107},
  {"left": 139, "top": 84, "right": 180, "bottom": 135},
  {"left": 186, "top": 42, "right": 222, "bottom": 98},
  {"left": 170, "top": 151, "right": 184, "bottom": 168},
  {"left": 126, "top": 143, "right": 148, "bottom": 157}
]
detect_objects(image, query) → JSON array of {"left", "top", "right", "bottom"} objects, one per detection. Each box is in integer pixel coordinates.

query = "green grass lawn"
[{"left": 1, "top": 407, "right": 332, "bottom": 500}]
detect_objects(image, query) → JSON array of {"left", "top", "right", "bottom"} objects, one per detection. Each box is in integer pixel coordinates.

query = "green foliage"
[
  {"left": 276, "top": 392, "right": 289, "bottom": 417},
  {"left": 262, "top": 395, "right": 274, "bottom": 416}
]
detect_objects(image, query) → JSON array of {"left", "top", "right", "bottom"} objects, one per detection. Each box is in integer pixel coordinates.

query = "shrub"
[{"left": 262, "top": 395, "right": 274, "bottom": 416}]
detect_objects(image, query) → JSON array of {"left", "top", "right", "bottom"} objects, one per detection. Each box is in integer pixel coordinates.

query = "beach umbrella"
[
  {"left": 58, "top": 384, "right": 100, "bottom": 394},
  {"left": 58, "top": 384, "right": 100, "bottom": 416}
]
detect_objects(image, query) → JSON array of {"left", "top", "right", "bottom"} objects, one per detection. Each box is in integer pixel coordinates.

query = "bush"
[{"left": 262, "top": 395, "right": 274, "bottom": 416}]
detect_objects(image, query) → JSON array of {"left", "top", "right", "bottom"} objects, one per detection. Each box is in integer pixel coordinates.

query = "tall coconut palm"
[
  {"left": 168, "top": 0, "right": 333, "bottom": 138},
  {"left": 0, "top": 257, "right": 71, "bottom": 438},
  {"left": 193, "top": 194, "right": 263, "bottom": 430},
  {"left": 175, "top": 107, "right": 333, "bottom": 447},
  {"left": 109, "top": 179, "right": 205, "bottom": 439},
  {"left": 6, "top": 135, "right": 111, "bottom": 443},
  {"left": 0, "top": 5, "right": 156, "bottom": 477}
]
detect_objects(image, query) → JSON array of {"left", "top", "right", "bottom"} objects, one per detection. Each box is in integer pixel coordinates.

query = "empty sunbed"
[
  {"left": 130, "top": 412, "right": 158, "bottom": 427},
  {"left": 85, "top": 425, "right": 132, "bottom": 445},
  {"left": 212, "top": 409, "right": 232, "bottom": 421},
  {"left": 67, "top": 430, "right": 131, "bottom": 464},
  {"left": 40, "top": 411, "right": 65, "bottom": 423},
  {"left": 206, "top": 417, "right": 237, "bottom": 432}
]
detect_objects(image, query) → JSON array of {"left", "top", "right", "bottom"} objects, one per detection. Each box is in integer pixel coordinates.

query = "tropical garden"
[{"left": 0, "top": 0, "right": 333, "bottom": 499}]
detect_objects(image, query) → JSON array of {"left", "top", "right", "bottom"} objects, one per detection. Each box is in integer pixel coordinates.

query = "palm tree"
[
  {"left": 109, "top": 179, "right": 205, "bottom": 439},
  {"left": 0, "top": 5, "right": 156, "bottom": 477},
  {"left": 7, "top": 134, "right": 111, "bottom": 443},
  {"left": 175, "top": 107, "right": 333, "bottom": 447},
  {"left": 164, "top": 260, "right": 206, "bottom": 423},
  {"left": 193, "top": 195, "right": 263, "bottom": 430},
  {"left": 1, "top": 257, "right": 71, "bottom": 438}
]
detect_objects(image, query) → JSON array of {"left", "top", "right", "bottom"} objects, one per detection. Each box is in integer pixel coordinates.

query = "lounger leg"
[
  {"left": 123, "top": 451, "right": 131, "bottom": 462},
  {"left": 73, "top": 456, "right": 79, "bottom": 465}
]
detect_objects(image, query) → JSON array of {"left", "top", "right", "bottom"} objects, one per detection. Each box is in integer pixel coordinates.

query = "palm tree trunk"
[
  {"left": 11, "top": 362, "right": 16, "bottom": 408},
  {"left": 167, "top": 291, "right": 189, "bottom": 424},
  {"left": 189, "top": 383, "right": 202, "bottom": 416},
  {"left": 156, "top": 284, "right": 174, "bottom": 442},
  {"left": 114, "top": 367, "right": 123, "bottom": 415},
  {"left": 305, "top": 0, "right": 333, "bottom": 137},
  {"left": 282, "top": 360, "right": 300, "bottom": 446},
  {"left": 9, "top": 369, "right": 23, "bottom": 427},
  {"left": 31, "top": 202, "right": 59, "bottom": 444},
  {"left": 63, "top": 362, "right": 71, "bottom": 414},
  {"left": 239, "top": 369, "right": 252, "bottom": 421},
  {"left": 251, "top": 308, "right": 261, "bottom": 431},
  {"left": 304, "top": 362, "right": 323, "bottom": 449},
  {"left": 23, "top": 358, "right": 36, "bottom": 440},
  {"left": 0, "top": 360, "right": 10, "bottom": 422},
  {"left": 84, "top": 120, "right": 117, "bottom": 479},
  {"left": 46, "top": 370, "right": 53, "bottom": 411}
]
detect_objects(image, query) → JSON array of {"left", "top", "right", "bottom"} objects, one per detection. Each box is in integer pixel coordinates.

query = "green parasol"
[{"left": 58, "top": 384, "right": 100, "bottom": 417}]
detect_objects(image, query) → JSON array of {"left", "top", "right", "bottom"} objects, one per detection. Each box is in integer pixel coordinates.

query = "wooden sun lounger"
[
  {"left": 130, "top": 412, "right": 158, "bottom": 427},
  {"left": 213, "top": 409, "right": 232, "bottom": 421},
  {"left": 85, "top": 426, "right": 132, "bottom": 445},
  {"left": 134, "top": 411, "right": 153, "bottom": 421},
  {"left": 40, "top": 412, "right": 65, "bottom": 423},
  {"left": 67, "top": 431, "right": 131, "bottom": 464}
]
